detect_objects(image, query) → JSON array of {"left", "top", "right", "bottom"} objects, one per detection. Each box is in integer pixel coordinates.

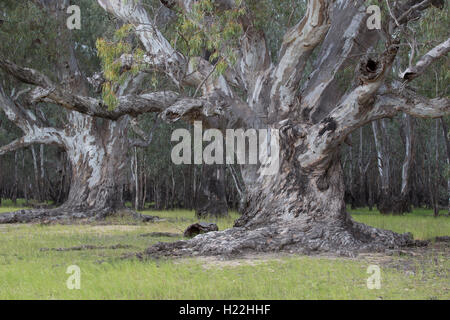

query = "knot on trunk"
[
  {"left": 359, "top": 43, "right": 399, "bottom": 84},
  {"left": 359, "top": 57, "right": 381, "bottom": 83}
]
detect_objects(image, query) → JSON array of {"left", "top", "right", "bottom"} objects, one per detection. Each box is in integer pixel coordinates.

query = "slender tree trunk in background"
[
  {"left": 142, "top": 156, "right": 147, "bottom": 210},
  {"left": 440, "top": 118, "right": 450, "bottom": 214},
  {"left": 12, "top": 151, "right": 18, "bottom": 205},
  {"left": 30, "top": 145, "right": 41, "bottom": 202},
  {"left": 372, "top": 120, "right": 393, "bottom": 214},
  {"left": 182, "top": 169, "right": 187, "bottom": 209},
  {"left": 424, "top": 141, "right": 435, "bottom": 211},
  {"left": 133, "top": 146, "right": 139, "bottom": 210},
  {"left": 0, "top": 156, "right": 2, "bottom": 206},
  {"left": 164, "top": 179, "right": 169, "bottom": 210},
  {"left": 170, "top": 167, "right": 176, "bottom": 209},
  {"left": 22, "top": 150, "right": 29, "bottom": 206},
  {"left": 193, "top": 166, "right": 198, "bottom": 209},
  {"left": 357, "top": 128, "right": 366, "bottom": 207},
  {"left": 195, "top": 164, "right": 229, "bottom": 218},
  {"left": 40, "top": 145, "right": 46, "bottom": 202},
  {"left": 228, "top": 164, "right": 246, "bottom": 213},
  {"left": 188, "top": 166, "right": 194, "bottom": 209},
  {"left": 56, "top": 151, "right": 69, "bottom": 205},
  {"left": 367, "top": 169, "right": 374, "bottom": 211},
  {"left": 395, "top": 114, "right": 415, "bottom": 213},
  {"left": 433, "top": 119, "right": 440, "bottom": 217},
  {"left": 348, "top": 133, "right": 357, "bottom": 209},
  {"left": 153, "top": 181, "right": 159, "bottom": 210},
  {"left": 418, "top": 140, "right": 427, "bottom": 207}
]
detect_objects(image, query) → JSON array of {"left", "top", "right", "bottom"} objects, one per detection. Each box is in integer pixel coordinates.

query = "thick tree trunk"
[
  {"left": 145, "top": 141, "right": 418, "bottom": 257},
  {"left": 63, "top": 115, "right": 127, "bottom": 215},
  {"left": 0, "top": 115, "right": 156, "bottom": 223},
  {"left": 0, "top": 1, "right": 159, "bottom": 224}
]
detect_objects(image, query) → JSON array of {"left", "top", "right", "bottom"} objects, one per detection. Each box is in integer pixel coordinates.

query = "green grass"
[
  {"left": 0, "top": 199, "right": 53, "bottom": 210},
  {"left": 0, "top": 205, "right": 448, "bottom": 299},
  {"left": 349, "top": 207, "right": 450, "bottom": 240}
]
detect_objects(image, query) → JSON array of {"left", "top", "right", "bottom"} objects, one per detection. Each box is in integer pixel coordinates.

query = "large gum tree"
[{"left": 0, "top": 0, "right": 449, "bottom": 256}]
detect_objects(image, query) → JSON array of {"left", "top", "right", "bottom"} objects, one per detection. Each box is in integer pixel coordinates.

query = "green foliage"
[
  {"left": 0, "top": 0, "right": 59, "bottom": 76},
  {"left": 174, "top": 0, "right": 246, "bottom": 76},
  {"left": 245, "top": 0, "right": 306, "bottom": 61},
  {"left": 96, "top": 24, "right": 136, "bottom": 110},
  {"left": 411, "top": 5, "right": 450, "bottom": 98}
]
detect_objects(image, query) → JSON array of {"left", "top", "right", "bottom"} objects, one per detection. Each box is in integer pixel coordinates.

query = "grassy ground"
[{"left": 0, "top": 203, "right": 448, "bottom": 299}]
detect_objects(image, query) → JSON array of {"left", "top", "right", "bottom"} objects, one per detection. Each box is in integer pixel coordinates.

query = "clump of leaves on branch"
[
  {"left": 96, "top": 24, "right": 144, "bottom": 109},
  {"left": 174, "top": 0, "right": 245, "bottom": 76}
]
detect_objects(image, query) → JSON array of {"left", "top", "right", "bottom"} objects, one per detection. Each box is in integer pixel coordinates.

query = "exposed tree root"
[
  {"left": 0, "top": 206, "right": 159, "bottom": 224},
  {"left": 139, "top": 217, "right": 429, "bottom": 259},
  {"left": 435, "top": 236, "right": 450, "bottom": 242}
]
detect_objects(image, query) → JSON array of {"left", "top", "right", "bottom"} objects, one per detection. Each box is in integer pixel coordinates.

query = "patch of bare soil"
[
  {"left": 191, "top": 253, "right": 288, "bottom": 270},
  {"left": 172, "top": 239, "right": 450, "bottom": 273}
]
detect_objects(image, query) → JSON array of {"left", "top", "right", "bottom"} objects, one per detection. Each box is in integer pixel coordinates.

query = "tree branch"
[
  {"left": 0, "top": 58, "right": 225, "bottom": 120},
  {"left": 161, "top": 98, "right": 223, "bottom": 123},
  {"left": 299, "top": 81, "right": 449, "bottom": 170},
  {"left": 297, "top": 44, "right": 400, "bottom": 169},
  {"left": 299, "top": 0, "right": 379, "bottom": 123},
  {"left": 97, "top": 0, "right": 187, "bottom": 86},
  {"left": 400, "top": 37, "right": 450, "bottom": 81},
  {"left": 129, "top": 117, "right": 160, "bottom": 148},
  {"left": 0, "top": 85, "right": 67, "bottom": 155},
  {"left": 98, "top": 0, "right": 236, "bottom": 98},
  {"left": 160, "top": 0, "right": 270, "bottom": 99},
  {"left": 268, "top": 0, "right": 331, "bottom": 121}
]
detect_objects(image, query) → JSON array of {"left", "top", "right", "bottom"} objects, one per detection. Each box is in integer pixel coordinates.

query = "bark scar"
[{"left": 318, "top": 116, "right": 337, "bottom": 136}]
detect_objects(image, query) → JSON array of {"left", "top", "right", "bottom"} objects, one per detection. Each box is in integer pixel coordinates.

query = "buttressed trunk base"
[{"left": 144, "top": 150, "right": 421, "bottom": 257}]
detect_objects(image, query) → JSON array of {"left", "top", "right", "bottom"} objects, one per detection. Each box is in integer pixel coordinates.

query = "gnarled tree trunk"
[
  {"left": 0, "top": 110, "right": 155, "bottom": 223},
  {"left": 62, "top": 115, "right": 129, "bottom": 217},
  {"left": 146, "top": 138, "right": 418, "bottom": 257},
  {"left": 0, "top": 0, "right": 156, "bottom": 223}
]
